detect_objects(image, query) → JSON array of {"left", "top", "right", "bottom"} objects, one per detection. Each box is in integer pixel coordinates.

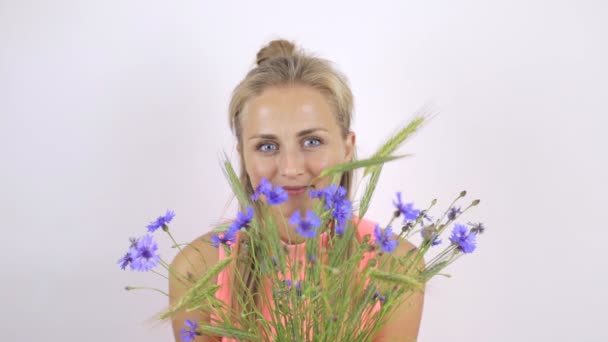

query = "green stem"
[
  {"left": 125, "top": 285, "right": 169, "bottom": 297},
  {"left": 166, "top": 230, "right": 195, "bottom": 270},
  {"left": 151, "top": 269, "right": 169, "bottom": 280}
]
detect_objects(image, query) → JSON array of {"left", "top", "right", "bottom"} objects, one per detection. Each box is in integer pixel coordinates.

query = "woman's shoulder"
[{"left": 170, "top": 231, "right": 219, "bottom": 278}]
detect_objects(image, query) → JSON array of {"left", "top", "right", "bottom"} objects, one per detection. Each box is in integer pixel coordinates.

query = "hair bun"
[{"left": 256, "top": 39, "right": 297, "bottom": 66}]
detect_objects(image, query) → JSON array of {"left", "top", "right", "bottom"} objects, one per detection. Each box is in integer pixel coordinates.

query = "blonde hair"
[{"left": 227, "top": 38, "right": 357, "bottom": 320}]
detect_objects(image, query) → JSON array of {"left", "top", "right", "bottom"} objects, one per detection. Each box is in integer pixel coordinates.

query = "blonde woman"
[{"left": 169, "top": 39, "right": 424, "bottom": 341}]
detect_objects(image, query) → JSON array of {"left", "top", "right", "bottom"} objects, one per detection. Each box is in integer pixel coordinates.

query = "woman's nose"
[{"left": 279, "top": 148, "right": 304, "bottom": 178}]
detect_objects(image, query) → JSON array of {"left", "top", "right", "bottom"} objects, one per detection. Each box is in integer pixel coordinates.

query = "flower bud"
[
  {"left": 401, "top": 223, "right": 413, "bottom": 233},
  {"left": 472, "top": 199, "right": 480, "bottom": 206},
  {"left": 393, "top": 209, "right": 401, "bottom": 218},
  {"left": 460, "top": 190, "right": 467, "bottom": 197}
]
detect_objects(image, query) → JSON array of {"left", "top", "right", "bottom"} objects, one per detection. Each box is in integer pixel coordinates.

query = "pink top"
[{"left": 214, "top": 218, "right": 381, "bottom": 341}]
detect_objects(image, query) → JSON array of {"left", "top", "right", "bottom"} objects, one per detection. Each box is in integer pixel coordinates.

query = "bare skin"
[{"left": 170, "top": 85, "right": 424, "bottom": 341}]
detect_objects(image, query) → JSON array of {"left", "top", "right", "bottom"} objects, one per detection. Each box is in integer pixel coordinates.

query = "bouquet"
[{"left": 119, "top": 114, "right": 486, "bottom": 341}]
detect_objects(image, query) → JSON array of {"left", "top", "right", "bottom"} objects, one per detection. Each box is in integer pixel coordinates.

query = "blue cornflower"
[
  {"left": 147, "top": 209, "right": 176, "bottom": 232},
  {"left": 323, "top": 184, "right": 347, "bottom": 210},
  {"left": 332, "top": 199, "right": 352, "bottom": 235},
  {"left": 308, "top": 188, "right": 324, "bottom": 199},
  {"left": 448, "top": 206, "right": 462, "bottom": 221},
  {"left": 129, "top": 234, "right": 161, "bottom": 271},
  {"left": 449, "top": 223, "right": 477, "bottom": 253},
  {"left": 117, "top": 237, "right": 138, "bottom": 270},
  {"left": 393, "top": 192, "right": 420, "bottom": 222},
  {"left": 179, "top": 319, "right": 200, "bottom": 342},
  {"left": 230, "top": 206, "right": 254, "bottom": 230},
  {"left": 117, "top": 252, "right": 132, "bottom": 270},
  {"left": 309, "top": 184, "right": 351, "bottom": 234},
  {"left": 251, "top": 178, "right": 288, "bottom": 205},
  {"left": 266, "top": 186, "right": 288, "bottom": 205},
  {"left": 374, "top": 224, "right": 399, "bottom": 253},
  {"left": 289, "top": 210, "right": 321, "bottom": 239},
  {"left": 251, "top": 177, "right": 272, "bottom": 201},
  {"left": 210, "top": 226, "right": 238, "bottom": 248},
  {"left": 310, "top": 184, "right": 347, "bottom": 210}
]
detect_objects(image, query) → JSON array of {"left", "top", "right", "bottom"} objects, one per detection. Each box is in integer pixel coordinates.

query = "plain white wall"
[{"left": 1, "top": 0, "right": 607, "bottom": 341}]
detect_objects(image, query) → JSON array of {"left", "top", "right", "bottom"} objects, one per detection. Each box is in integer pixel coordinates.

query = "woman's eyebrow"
[
  {"left": 248, "top": 128, "right": 329, "bottom": 141},
  {"left": 297, "top": 128, "right": 328, "bottom": 137},
  {"left": 248, "top": 133, "right": 276, "bottom": 141}
]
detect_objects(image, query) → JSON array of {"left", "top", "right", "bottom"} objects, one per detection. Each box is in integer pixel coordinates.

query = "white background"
[{"left": 1, "top": 0, "right": 607, "bottom": 341}]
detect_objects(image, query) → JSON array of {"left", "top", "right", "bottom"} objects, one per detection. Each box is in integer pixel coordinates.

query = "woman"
[{"left": 169, "top": 39, "right": 424, "bottom": 341}]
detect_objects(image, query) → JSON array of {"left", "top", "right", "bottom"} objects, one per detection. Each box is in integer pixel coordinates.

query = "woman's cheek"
[
  {"left": 308, "top": 154, "right": 341, "bottom": 189},
  {"left": 246, "top": 155, "right": 276, "bottom": 185}
]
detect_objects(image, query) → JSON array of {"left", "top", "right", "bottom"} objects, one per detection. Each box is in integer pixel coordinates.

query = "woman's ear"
[{"left": 344, "top": 131, "right": 356, "bottom": 162}]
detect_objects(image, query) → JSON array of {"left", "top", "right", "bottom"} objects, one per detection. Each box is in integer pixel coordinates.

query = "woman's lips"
[{"left": 283, "top": 186, "right": 307, "bottom": 196}]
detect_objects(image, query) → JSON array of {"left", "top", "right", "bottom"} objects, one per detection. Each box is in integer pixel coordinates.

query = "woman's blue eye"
[
  {"left": 258, "top": 143, "right": 277, "bottom": 152},
  {"left": 303, "top": 138, "right": 322, "bottom": 147}
]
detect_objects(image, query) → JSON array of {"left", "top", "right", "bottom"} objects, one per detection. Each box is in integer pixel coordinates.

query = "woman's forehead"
[{"left": 241, "top": 86, "right": 340, "bottom": 136}]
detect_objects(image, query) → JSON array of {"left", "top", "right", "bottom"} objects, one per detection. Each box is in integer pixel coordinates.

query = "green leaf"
[
  {"left": 199, "top": 324, "right": 258, "bottom": 340},
  {"left": 162, "top": 257, "right": 233, "bottom": 318},
  {"left": 221, "top": 153, "right": 250, "bottom": 208},
  {"left": 369, "top": 269, "right": 424, "bottom": 290},
  {"left": 364, "top": 116, "right": 426, "bottom": 176},
  {"left": 358, "top": 165, "right": 383, "bottom": 219},
  {"left": 421, "top": 261, "right": 449, "bottom": 281},
  {"left": 317, "top": 155, "right": 407, "bottom": 179}
]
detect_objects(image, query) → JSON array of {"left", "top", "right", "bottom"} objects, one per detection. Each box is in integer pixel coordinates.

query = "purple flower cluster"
[
  {"left": 289, "top": 210, "right": 321, "bottom": 239},
  {"left": 310, "top": 184, "right": 352, "bottom": 234},
  {"left": 251, "top": 178, "right": 288, "bottom": 205},
  {"left": 449, "top": 223, "right": 477, "bottom": 253},
  {"left": 146, "top": 209, "right": 175, "bottom": 232},
  {"left": 117, "top": 234, "right": 161, "bottom": 271},
  {"left": 119, "top": 210, "right": 175, "bottom": 271},
  {"left": 373, "top": 224, "right": 398, "bottom": 253},
  {"left": 210, "top": 206, "right": 254, "bottom": 248}
]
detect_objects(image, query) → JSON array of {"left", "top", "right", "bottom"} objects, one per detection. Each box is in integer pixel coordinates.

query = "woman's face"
[{"left": 239, "top": 85, "right": 355, "bottom": 217}]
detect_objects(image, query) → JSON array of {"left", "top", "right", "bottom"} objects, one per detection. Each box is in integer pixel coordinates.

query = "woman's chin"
[{"left": 278, "top": 199, "right": 313, "bottom": 216}]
